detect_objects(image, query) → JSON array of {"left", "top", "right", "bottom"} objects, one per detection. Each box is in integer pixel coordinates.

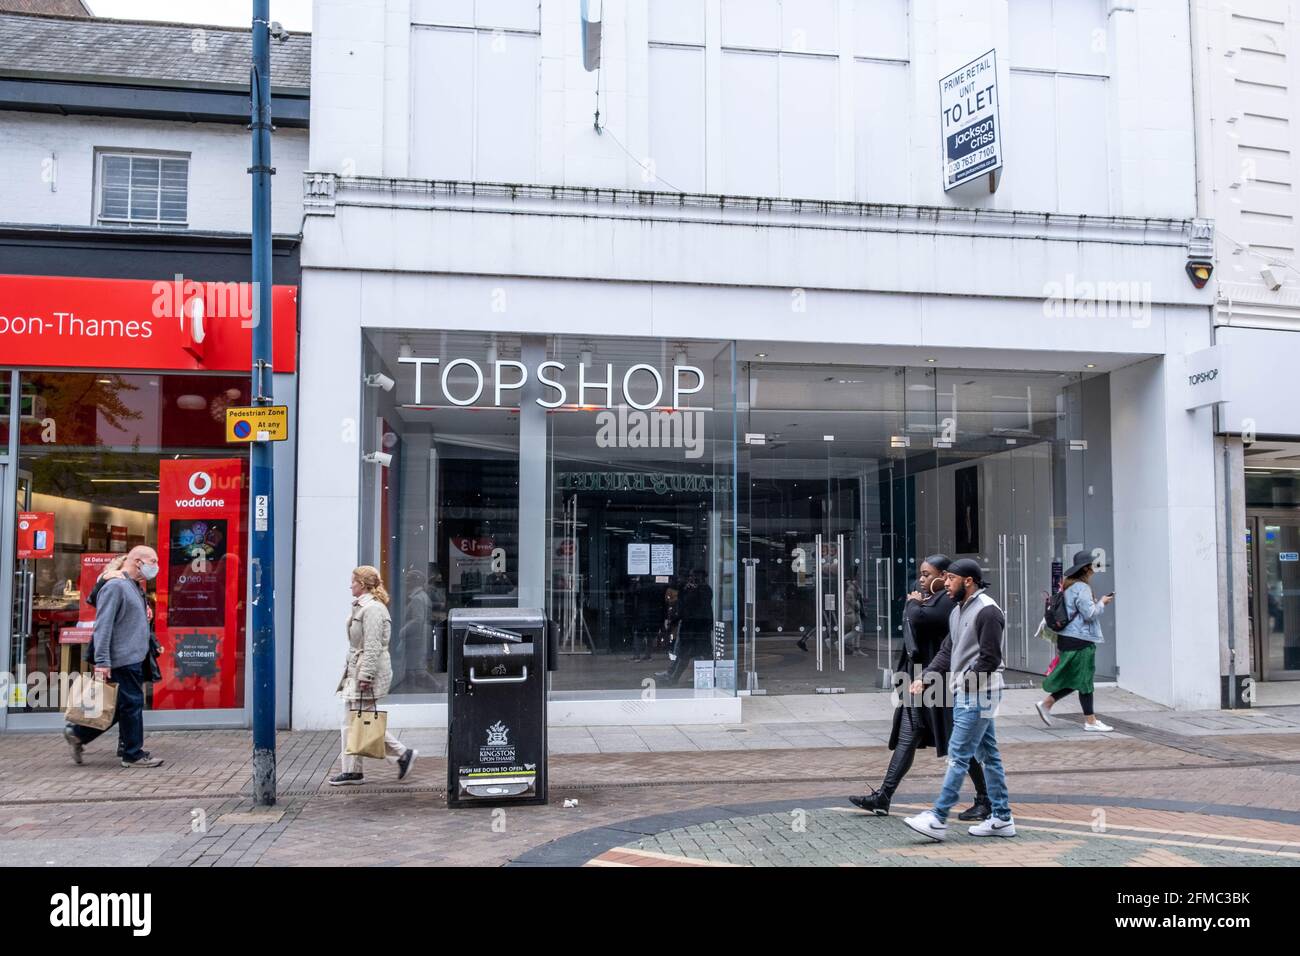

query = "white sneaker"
[
  {"left": 1034, "top": 701, "right": 1054, "bottom": 727},
  {"left": 1083, "top": 719, "right": 1114, "bottom": 732},
  {"left": 903, "top": 810, "right": 948, "bottom": 842},
  {"left": 969, "top": 815, "right": 1017, "bottom": 838}
]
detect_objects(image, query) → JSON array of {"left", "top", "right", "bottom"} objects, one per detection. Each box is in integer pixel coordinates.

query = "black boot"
[
  {"left": 849, "top": 786, "right": 891, "bottom": 816},
  {"left": 958, "top": 796, "right": 992, "bottom": 822}
]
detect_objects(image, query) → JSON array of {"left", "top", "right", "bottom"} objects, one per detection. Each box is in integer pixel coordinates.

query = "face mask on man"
[{"left": 139, "top": 561, "right": 160, "bottom": 581}]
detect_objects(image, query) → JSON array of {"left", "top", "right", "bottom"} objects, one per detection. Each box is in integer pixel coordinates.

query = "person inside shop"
[
  {"left": 63, "top": 546, "right": 164, "bottom": 769},
  {"left": 399, "top": 568, "right": 433, "bottom": 688},
  {"left": 849, "top": 555, "right": 989, "bottom": 820},
  {"left": 630, "top": 577, "right": 666, "bottom": 663},
  {"left": 654, "top": 569, "right": 712, "bottom": 687}
]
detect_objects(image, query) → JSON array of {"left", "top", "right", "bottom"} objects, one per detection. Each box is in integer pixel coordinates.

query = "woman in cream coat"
[{"left": 328, "top": 566, "right": 418, "bottom": 786}]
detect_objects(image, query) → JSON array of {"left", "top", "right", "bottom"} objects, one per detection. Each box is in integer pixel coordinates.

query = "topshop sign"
[
  {"left": 397, "top": 356, "right": 706, "bottom": 410},
  {"left": 1184, "top": 344, "right": 1231, "bottom": 410}
]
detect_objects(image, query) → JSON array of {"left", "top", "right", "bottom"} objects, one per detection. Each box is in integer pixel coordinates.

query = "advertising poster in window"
[
  {"left": 78, "top": 554, "right": 117, "bottom": 623},
  {"left": 154, "top": 458, "right": 245, "bottom": 710},
  {"left": 450, "top": 537, "right": 495, "bottom": 596},
  {"left": 17, "top": 512, "right": 55, "bottom": 559}
]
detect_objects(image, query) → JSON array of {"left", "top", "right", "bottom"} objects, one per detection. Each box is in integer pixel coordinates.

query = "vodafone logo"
[
  {"left": 184, "top": 297, "right": 207, "bottom": 343},
  {"left": 176, "top": 470, "right": 225, "bottom": 508}
]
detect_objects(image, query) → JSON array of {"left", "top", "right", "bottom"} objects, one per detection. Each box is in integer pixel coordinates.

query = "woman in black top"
[{"left": 849, "top": 555, "right": 990, "bottom": 818}]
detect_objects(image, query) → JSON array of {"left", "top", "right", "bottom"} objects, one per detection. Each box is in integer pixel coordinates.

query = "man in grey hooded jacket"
[{"left": 903, "top": 558, "right": 1014, "bottom": 841}]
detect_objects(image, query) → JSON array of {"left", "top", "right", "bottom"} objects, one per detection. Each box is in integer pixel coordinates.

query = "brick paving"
[{"left": 1, "top": 713, "right": 1299, "bottom": 867}]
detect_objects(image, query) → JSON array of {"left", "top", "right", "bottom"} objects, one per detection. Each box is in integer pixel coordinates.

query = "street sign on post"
[{"left": 225, "top": 405, "right": 289, "bottom": 443}]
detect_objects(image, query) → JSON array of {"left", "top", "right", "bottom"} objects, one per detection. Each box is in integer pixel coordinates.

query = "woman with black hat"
[
  {"left": 849, "top": 555, "right": 990, "bottom": 819},
  {"left": 1035, "top": 549, "right": 1114, "bottom": 732}
]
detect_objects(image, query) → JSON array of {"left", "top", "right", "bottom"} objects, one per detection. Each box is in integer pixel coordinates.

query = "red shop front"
[{"left": 2, "top": 274, "right": 297, "bottom": 718}]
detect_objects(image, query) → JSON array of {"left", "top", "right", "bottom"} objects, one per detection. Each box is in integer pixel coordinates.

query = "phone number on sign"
[{"left": 948, "top": 145, "right": 997, "bottom": 176}]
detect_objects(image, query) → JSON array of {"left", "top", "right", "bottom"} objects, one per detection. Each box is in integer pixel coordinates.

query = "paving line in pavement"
[
  {"left": 5, "top": 756, "right": 1300, "bottom": 807},
  {"left": 1011, "top": 824, "right": 1300, "bottom": 859},
  {"left": 830, "top": 803, "right": 1300, "bottom": 849}
]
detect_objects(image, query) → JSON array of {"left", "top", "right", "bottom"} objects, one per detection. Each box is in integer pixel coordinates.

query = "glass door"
[
  {"left": 738, "top": 362, "right": 908, "bottom": 695},
  {"left": 9, "top": 469, "right": 34, "bottom": 712},
  {"left": 1251, "top": 514, "right": 1300, "bottom": 681}
]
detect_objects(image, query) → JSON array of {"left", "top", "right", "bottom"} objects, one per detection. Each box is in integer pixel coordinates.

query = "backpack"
[{"left": 1043, "top": 586, "right": 1077, "bottom": 633}]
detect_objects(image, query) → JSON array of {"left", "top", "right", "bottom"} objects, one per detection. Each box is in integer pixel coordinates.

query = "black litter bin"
[{"left": 439, "top": 607, "right": 555, "bottom": 807}]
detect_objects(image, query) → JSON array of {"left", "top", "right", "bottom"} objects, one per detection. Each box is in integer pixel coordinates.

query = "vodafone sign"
[{"left": 0, "top": 274, "right": 298, "bottom": 373}]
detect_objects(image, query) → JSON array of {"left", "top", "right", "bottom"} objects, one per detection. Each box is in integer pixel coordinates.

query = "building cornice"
[{"left": 303, "top": 172, "right": 1198, "bottom": 248}]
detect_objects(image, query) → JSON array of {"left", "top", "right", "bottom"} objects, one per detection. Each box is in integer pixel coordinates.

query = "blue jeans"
[
  {"left": 932, "top": 690, "right": 1011, "bottom": 822},
  {"left": 71, "top": 662, "right": 145, "bottom": 762}
]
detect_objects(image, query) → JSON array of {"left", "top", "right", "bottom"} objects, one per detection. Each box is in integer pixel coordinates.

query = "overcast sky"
[{"left": 88, "top": 1, "right": 313, "bottom": 31}]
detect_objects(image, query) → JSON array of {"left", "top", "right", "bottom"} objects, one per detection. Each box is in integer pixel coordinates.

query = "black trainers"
[
  {"left": 63, "top": 725, "right": 84, "bottom": 766},
  {"left": 328, "top": 772, "right": 364, "bottom": 787},
  {"left": 849, "top": 787, "right": 890, "bottom": 816},
  {"left": 397, "top": 748, "right": 417, "bottom": 781},
  {"left": 121, "top": 755, "right": 164, "bottom": 768},
  {"left": 958, "top": 797, "right": 992, "bottom": 822}
]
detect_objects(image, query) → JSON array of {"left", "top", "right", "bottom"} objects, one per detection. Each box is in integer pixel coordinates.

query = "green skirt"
[{"left": 1042, "top": 642, "right": 1096, "bottom": 695}]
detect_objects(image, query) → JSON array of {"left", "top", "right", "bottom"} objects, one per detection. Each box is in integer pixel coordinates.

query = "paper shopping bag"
[
  {"left": 64, "top": 673, "right": 117, "bottom": 731},
  {"left": 345, "top": 700, "right": 388, "bottom": 759}
]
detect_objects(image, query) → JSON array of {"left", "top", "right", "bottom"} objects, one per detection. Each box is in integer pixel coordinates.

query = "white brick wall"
[{"left": 0, "top": 111, "right": 308, "bottom": 234}]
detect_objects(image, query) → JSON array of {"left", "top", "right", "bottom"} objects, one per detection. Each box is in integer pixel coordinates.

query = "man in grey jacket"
[
  {"left": 903, "top": 558, "right": 1014, "bottom": 841},
  {"left": 63, "top": 546, "right": 164, "bottom": 768}
]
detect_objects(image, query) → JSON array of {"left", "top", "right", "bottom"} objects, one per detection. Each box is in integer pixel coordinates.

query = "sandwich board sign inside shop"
[{"left": 941, "top": 49, "right": 1003, "bottom": 191}]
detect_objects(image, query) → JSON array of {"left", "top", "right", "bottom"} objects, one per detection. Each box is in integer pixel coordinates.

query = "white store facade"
[{"left": 290, "top": 0, "right": 1221, "bottom": 730}]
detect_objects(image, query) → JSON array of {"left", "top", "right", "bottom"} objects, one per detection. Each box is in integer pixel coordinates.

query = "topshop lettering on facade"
[{"left": 397, "top": 356, "right": 707, "bottom": 410}]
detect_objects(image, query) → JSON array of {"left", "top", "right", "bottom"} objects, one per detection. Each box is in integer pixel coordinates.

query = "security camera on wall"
[
  {"left": 362, "top": 451, "right": 392, "bottom": 468},
  {"left": 364, "top": 372, "right": 395, "bottom": 392}
]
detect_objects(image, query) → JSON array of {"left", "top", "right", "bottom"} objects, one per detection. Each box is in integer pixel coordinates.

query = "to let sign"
[
  {"left": 940, "top": 50, "right": 1003, "bottom": 191},
  {"left": 225, "top": 405, "right": 289, "bottom": 443}
]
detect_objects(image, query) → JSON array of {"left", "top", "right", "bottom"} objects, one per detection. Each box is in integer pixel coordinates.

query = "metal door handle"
[
  {"left": 1021, "top": 534, "right": 1030, "bottom": 659},
  {"left": 469, "top": 666, "right": 529, "bottom": 685},
  {"left": 23, "top": 569, "right": 35, "bottom": 637},
  {"left": 837, "top": 534, "right": 845, "bottom": 672},
  {"left": 815, "top": 533, "right": 824, "bottom": 673}
]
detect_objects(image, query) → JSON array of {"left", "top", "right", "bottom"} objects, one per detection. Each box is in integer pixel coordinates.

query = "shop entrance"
[
  {"left": 1247, "top": 512, "right": 1300, "bottom": 681},
  {"left": 737, "top": 362, "right": 1111, "bottom": 695}
]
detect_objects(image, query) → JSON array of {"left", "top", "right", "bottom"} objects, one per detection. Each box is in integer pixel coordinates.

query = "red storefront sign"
[
  {"left": 16, "top": 512, "right": 55, "bottom": 558},
  {"left": 0, "top": 274, "right": 297, "bottom": 372},
  {"left": 154, "top": 459, "right": 245, "bottom": 710}
]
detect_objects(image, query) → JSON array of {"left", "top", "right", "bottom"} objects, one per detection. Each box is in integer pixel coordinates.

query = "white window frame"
[{"left": 94, "top": 149, "right": 191, "bottom": 228}]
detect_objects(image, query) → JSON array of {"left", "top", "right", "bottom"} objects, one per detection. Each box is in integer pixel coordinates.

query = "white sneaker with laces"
[
  {"left": 1083, "top": 719, "right": 1114, "bottom": 732},
  {"left": 903, "top": 810, "right": 948, "bottom": 842},
  {"left": 969, "top": 815, "right": 1017, "bottom": 838}
]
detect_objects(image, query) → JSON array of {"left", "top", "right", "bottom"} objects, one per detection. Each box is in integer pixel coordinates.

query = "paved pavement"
[{"left": 2, "top": 694, "right": 1300, "bottom": 867}]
